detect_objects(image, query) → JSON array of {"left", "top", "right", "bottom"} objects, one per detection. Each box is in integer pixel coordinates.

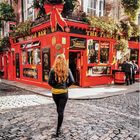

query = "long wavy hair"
[{"left": 53, "top": 54, "right": 68, "bottom": 83}]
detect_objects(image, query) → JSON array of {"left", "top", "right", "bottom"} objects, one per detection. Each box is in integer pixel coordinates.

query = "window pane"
[
  {"left": 27, "top": 49, "right": 33, "bottom": 64},
  {"left": 22, "top": 51, "right": 27, "bottom": 65},
  {"left": 99, "top": 1, "right": 103, "bottom": 10},
  {"left": 130, "top": 49, "right": 139, "bottom": 64},
  {"left": 100, "top": 42, "right": 109, "bottom": 63},
  {"left": 33, "top": 48, "right": 41, "bottom": 65},
  {"left": 88, "top": 40, "right": 99, "bottom": 63}
]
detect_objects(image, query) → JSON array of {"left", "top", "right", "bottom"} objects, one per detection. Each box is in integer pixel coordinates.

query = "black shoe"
[
  {"left": 51, "top": 133, "right": 59, "bottom": 138},
  {"left": 56, "top": 129, "right": 62, "bottom": 137}
]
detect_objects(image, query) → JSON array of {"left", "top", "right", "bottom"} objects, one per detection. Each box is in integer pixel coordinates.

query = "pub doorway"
[{"left": 69, "top": 51, "right": 81, "bottom": 86}]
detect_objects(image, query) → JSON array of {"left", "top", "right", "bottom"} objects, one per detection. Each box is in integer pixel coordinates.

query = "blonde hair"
[{"left": 53, "top": 54, "right": 68, "bottom": 83}]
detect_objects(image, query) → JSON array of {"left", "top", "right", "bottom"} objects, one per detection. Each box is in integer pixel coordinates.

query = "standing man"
[{"left": 121, "top": 60, "right": 133, "bottom": 85}]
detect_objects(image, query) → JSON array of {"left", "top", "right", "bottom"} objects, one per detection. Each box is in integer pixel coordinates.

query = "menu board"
[{"left": 42, "top": 48, "right": 50, "bottom": 82}]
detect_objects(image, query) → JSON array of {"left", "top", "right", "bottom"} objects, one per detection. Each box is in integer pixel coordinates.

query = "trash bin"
[{"left": 114, "top": 71, "right": 125, "bottom": 84}]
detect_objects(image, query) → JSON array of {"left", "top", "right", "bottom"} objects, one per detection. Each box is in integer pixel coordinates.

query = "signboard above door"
[{"left": 70, "top": 37, "right": 86, "bottom": 49}]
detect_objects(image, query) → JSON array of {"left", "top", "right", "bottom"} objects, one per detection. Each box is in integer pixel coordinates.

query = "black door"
[{"left": 69, "top": 52, "right": 80, "bottom": 86}]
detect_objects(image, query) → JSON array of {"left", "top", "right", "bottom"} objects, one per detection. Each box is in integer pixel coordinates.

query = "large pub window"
[
  {"left": 21, "top": 41, "right": 41, "bottom": 79},
  {"left": 87, "top": 40, "right": 111, "bottom": 76}
]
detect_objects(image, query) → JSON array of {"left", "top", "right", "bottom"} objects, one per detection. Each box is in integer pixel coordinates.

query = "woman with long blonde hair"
[{"left": 48, "top": 53, "right": 74, "bottom": 137}]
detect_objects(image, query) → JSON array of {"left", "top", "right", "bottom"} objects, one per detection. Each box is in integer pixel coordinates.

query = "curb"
[{"left": 1, "top": 80, "right": 139, "bottom": 100}]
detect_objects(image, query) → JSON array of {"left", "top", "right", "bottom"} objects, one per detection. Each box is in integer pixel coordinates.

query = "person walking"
[{"left": 48, "top": 54, "right": 75, "bottom": 137}]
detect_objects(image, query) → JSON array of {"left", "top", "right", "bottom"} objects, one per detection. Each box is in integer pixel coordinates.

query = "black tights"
[{"left": 52, "top": 93, "right": 68, "bottom": 133}]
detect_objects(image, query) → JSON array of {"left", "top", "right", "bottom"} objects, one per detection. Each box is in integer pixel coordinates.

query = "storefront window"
[
  {"left": 22, "top": 51, "right": 27, "bottom": 65},
  {"left": 26, "top": 48, "right": 41, "bottom": 65},
  {"left": 33, "top": 48, "right": 41, "bottom": 65},
  {"left": 42, "top": 48, "right": 50, "bottom": 82},
  {"left": 27, "top": 49, "right": 33, "bottom": 64},
  {"left": 130, "top": 49, "right": 139, "bottom": 64},
  {"left": 87, "top": 40, "right": 99, "bottom": 63},
  {"left": 100, "top": 42, "right": 109, "bottom": 63}
]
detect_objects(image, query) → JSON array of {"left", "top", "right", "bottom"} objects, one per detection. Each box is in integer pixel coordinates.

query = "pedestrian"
[
  {"left": 131, "top": 60, "right": 138, "bottom": 83},
  {"left": 48, "top": 53, "right": 75, "bottom": 137},
  {"left": 121, "top": 60, "right": 133, "bottom": 85}
]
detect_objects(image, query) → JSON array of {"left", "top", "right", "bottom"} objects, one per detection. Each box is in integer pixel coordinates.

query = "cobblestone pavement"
[
  {"left": 0, "top": 83, "right": 139, "bottom": 140},
  {"left": 0, "top": 83, "right": 53, "bottom": 110}
]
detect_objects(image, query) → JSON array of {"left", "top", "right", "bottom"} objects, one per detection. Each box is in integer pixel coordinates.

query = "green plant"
[
  {"left": 117, "top": 19, "right": 133, "bottom": 39},
  {"left": 114, "top": 39, "right": 128, "bottom": 52},
  {"left": 121, "top": 0, "right": 140, "bottom": 21},
  {"left": 130, "top": 21, "right": 140, "bottom": 37},
  {"left": 0, "top": 2, "right": 16, "bottom": 22},
  {"left": 0, "top": 36, "right": 11, "bottom": 52},
  {"left": 10, "top": 20, "right": 32, "bottom": 37},
  {"left": 89, "top": 16, "right": 118, "bottom": 34}
]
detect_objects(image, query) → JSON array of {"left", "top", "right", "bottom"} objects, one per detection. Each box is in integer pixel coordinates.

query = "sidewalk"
[{"left": 1, "top": 79, "right": 139, "bottom": 100}]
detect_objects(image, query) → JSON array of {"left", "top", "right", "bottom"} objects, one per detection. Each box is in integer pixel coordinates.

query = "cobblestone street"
[{"left": 0, "top": 83, "right": 139, "bottom": 140}]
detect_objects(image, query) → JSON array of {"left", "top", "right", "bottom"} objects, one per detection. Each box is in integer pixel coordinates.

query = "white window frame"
[
  {"left": 83, "top": 0, "right": 104, "bottom": 17},
  {"left": 23, "top": 0, "right": 35, "bottom": 21}
]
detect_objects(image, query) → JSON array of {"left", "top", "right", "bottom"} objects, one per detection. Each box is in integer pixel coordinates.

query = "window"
[
  {"left": 21, "top": 42, "right": 41, "bottom": 65},
  {"left": 83, "top": 0, "right": 104, "bottom": 17},
  {"left": 130, "top": 49, "right": 139, "bottom": 64},
  {"left": 87, "top": 40, "right": 99, "bottom": 63},
  {"left": 100, "top": 42, "right": 109, "bottom": 63},
  {"left": 138, "top": 14, "right": 140, "bottom": 25},
  {"left": 26, "top": 48, "right": 41, "bottom": 65},
  {"left": 22, "top": 0, "right": 34, "bottom": 21}
]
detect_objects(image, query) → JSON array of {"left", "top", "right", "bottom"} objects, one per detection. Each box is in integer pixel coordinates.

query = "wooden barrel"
[{"left": 114, "top": 72, "right": 125, "bottom": 84}]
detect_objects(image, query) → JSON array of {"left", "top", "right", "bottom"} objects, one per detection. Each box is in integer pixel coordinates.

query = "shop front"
[
  {"left": 9, "top": 19, "right": 118, "bottom": 88},
  {"left": 8, "top": 11, "right": 139, "bottom": 88}
]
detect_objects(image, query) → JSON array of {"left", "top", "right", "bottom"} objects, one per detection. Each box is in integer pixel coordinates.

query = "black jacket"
[{"left": 48, "top": 69, "right": 75, "bottom": 89}]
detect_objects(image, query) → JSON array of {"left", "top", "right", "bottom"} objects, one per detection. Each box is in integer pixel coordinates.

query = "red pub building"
[{"left": 0, "top": 3, "right": 139, "bottom": 88}]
